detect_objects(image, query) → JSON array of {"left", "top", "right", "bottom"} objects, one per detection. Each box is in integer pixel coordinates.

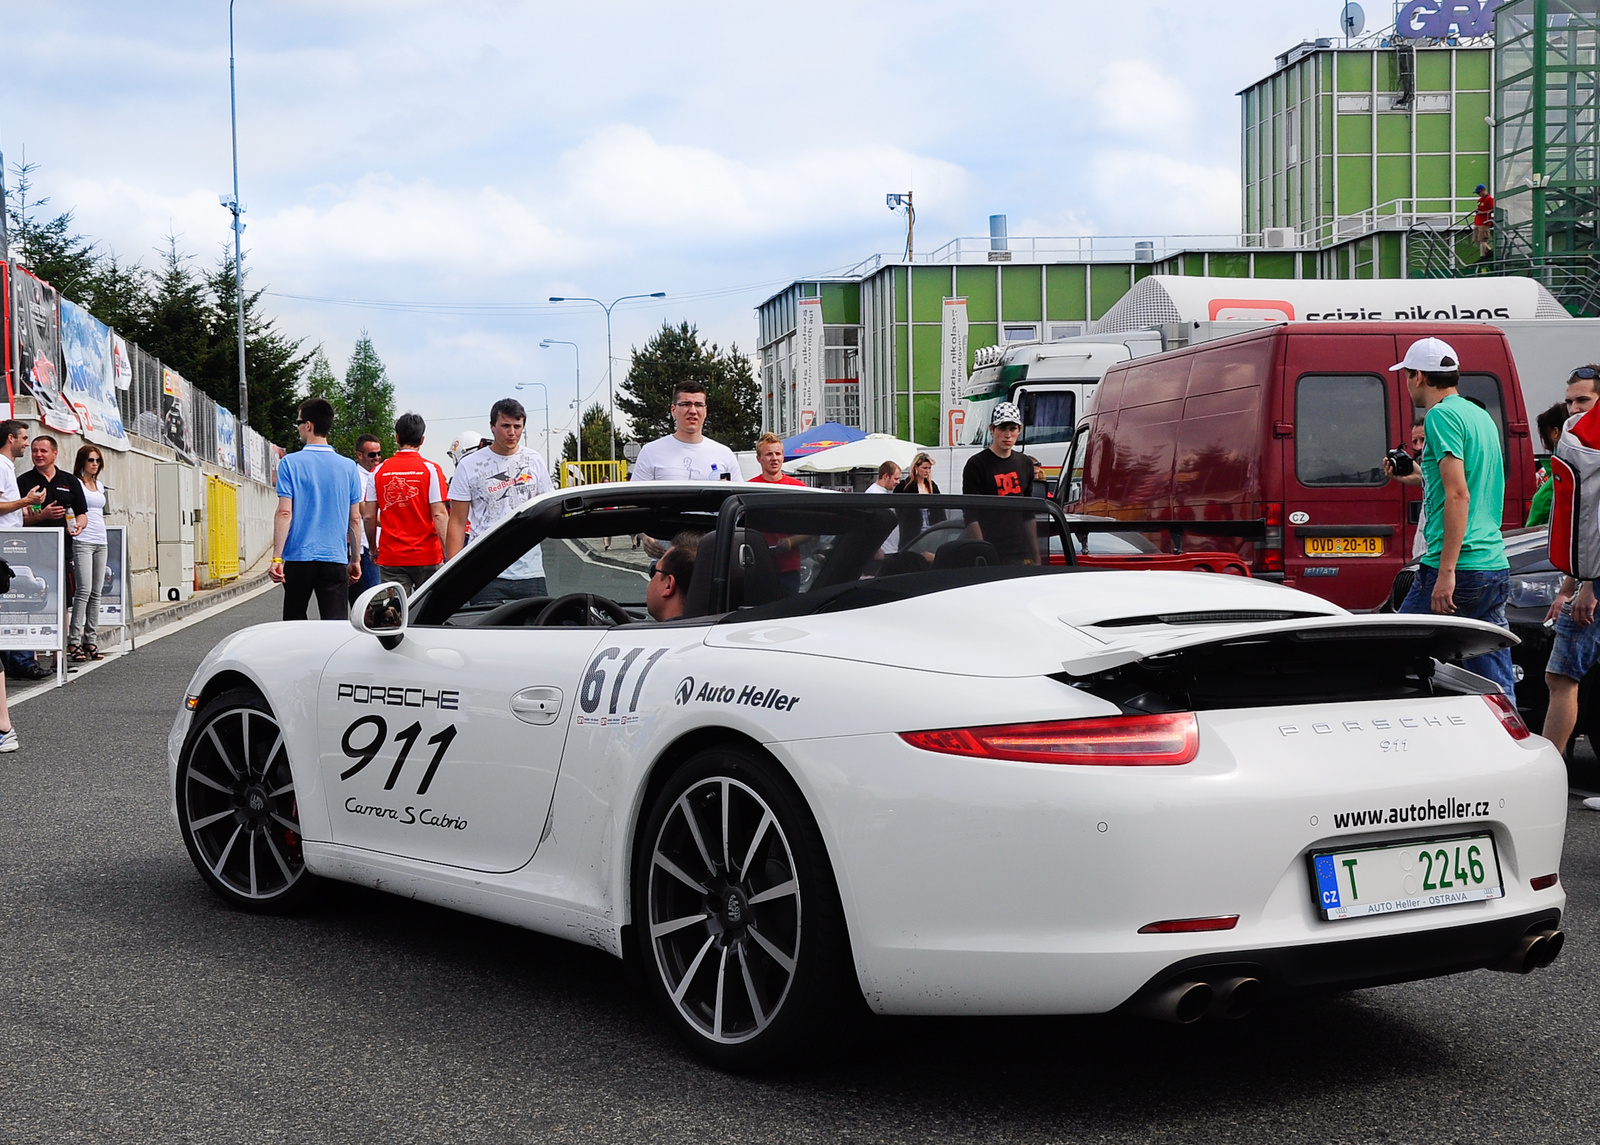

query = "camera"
[{"left": 1385, "top": 445, "right": 1415, "bottom": 477}]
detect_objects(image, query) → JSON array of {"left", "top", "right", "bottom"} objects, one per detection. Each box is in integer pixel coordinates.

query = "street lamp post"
[
  {"left": 540, "top": 339, "right": 581, "bottom": 480},
  {"left": 548, "top": 292, "right": 665, "bottom": 468},
  {"left": 223, "top": 0, "right": 248, "bottom": 429},
  {"left": 513, "top": 380, "right": 553, "bottom": 471}
]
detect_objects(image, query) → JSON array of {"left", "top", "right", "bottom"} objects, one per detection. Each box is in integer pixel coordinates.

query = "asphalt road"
[{"left": 2, "top": 588, "right": 1597, "bottom": 1144}]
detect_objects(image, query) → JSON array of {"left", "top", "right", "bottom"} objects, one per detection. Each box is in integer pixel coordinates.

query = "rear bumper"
[{"left": 1130, "top": 907, "right": 1562, "bottom": 1004}]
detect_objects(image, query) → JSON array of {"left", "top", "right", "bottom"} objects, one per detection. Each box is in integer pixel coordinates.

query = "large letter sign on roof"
[{"left": 1397, "top": 0, "right": 1502, "bottom": 39}]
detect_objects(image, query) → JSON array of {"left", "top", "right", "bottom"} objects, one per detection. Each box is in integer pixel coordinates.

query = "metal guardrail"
[{"left": 559, "top": 460, "right": 628, "bottom": 487}]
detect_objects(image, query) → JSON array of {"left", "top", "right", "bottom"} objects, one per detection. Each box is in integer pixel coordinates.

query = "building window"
[
  {"left": 825, "top": 382, "right": 861, "bottom": 427},
  {"left": 1003, "top": 324, "right": 1039, "bottom": 342}
]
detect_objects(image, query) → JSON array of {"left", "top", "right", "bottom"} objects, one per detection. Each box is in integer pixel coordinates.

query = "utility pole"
[{"left": 225, "top": 0, "right": 249, "bottom": 429}]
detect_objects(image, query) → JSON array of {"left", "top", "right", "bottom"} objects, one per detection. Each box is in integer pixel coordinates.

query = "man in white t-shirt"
[
  {"left": 864, "top": 460, "right": 903, "bottom": 555},
  {"left": 446, "top": 398, "right": 554, "bottom": 603},
  {"left": 629, "top": 380, "right": 740, "bottom": 483},
  {"left": 0, "top": 421, "right": 45, "bottom": 529}
]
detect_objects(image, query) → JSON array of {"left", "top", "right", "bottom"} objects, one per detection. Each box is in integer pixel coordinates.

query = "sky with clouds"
[{"left": 2, "top": 0, "right": 1352, "bottom": 455}]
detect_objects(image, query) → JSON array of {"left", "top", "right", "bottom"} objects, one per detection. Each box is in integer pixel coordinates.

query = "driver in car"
[{"left": 646, "top": 534, "right": 700, "bottom": 622}]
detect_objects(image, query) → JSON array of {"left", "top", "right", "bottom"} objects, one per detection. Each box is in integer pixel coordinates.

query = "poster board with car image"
[
  {"left": 98, "top": 526, "right": 127, "bottom": 630},
  {"left": 0, "top": 528, "right": 65, "bottom": 651}
]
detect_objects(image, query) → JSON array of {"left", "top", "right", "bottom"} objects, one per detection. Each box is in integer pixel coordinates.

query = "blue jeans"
[
  {"left": 1399, "top": 565, "right": 1516, "bottom": 702},
  {"left": 348, "top": 550, "right": 380, "bottom": 606}
]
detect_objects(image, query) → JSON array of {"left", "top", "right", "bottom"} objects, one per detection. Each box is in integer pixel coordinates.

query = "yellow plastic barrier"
[
  {"left": 559, "top": 460, "right": 629, "bottom": 487},
  {"left": 206, "top": 475, "right": 240, "bottom": 581}
]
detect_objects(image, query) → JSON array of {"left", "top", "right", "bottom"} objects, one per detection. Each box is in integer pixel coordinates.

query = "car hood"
[{"left": 707, "top": 571, "right": 1510, "bottom": 677}]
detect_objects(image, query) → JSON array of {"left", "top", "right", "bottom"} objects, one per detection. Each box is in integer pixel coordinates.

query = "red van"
[{"left": 1067, "top": 322, "right": 1537, "bottom": 610}]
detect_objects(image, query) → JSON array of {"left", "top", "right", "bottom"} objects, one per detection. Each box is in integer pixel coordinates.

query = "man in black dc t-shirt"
[
  {"left": 962, "top": 402, "right": 1039, "bottom": 564},
  {"left": 18, "top": 434, "right": 87, "bottom": 566}
]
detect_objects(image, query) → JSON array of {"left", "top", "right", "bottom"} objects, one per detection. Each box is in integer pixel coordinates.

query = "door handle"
[{"left": 510, "top": 686, "right": 563, "bottom": 725}]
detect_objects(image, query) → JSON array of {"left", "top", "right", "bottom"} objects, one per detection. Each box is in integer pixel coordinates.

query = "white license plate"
[{"left": 1310, "top": 833, "right": 1503, "bottom": 921}]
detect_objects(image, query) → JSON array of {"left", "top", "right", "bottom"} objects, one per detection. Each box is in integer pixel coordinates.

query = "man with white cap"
[
  {"left": 961, "top": 401, "right": 1039, "bottom": 564},
  {"left": 1391, "top": 336, "right": 1515, "bottom": 700}
]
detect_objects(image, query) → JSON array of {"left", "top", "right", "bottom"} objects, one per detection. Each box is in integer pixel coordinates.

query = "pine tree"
[
  {"left": 336, "top": 332, "right": 395, "bottom": 459},
  {"left": 616, "top": 320, "right": 762, "bottom": 450},
  {"left": 562, "top": 402, "right": 628, "bottom": 464},
  {"left": 3, "top": 161, "right": 99, "bottom": 301},
  {"left": 202, "top": 255, "right": 311, "bottom": 446}
]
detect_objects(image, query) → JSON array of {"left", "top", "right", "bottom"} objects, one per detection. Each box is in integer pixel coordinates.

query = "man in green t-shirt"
[{"left": 1392, "top": 337, "right": 1515, "bottom": 701}]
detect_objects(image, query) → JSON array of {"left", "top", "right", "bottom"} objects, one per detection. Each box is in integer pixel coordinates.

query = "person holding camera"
[
  {"left": 1389, "top": 338, "right": 1514, "bottom": 701},
  {"left": 1385, "top": 417, "right": 1429, "bottom": 560}
]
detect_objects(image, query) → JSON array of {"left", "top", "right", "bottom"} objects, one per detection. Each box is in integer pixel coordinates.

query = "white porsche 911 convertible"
[{"left": 170, "top": 483, "right": 1567, "bottom": 1068}]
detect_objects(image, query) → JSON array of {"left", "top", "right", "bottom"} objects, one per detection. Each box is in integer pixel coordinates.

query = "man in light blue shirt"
[{"left": 271, "top": 397, "right": 364, "bottom": 620}]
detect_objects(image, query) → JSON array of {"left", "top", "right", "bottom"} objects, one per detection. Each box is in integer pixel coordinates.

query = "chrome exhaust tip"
[
  {"left": 1209, "top": 975, "right": 1263, "bottom": 1020},
  {"left": 1492, "top": 928, "right": 1561, "bottom": 974},
  {"left": 1133, "top": 980, "right": 1213, "bottom": 1024}
]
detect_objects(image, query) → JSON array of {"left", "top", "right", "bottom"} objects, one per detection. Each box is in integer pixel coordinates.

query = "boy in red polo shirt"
[
  {"left": 1473, "top": 184, "right": 1494, "bottom": 261},
  {"left": 370, "top": 412, "right": 450, "bottom": 594}
]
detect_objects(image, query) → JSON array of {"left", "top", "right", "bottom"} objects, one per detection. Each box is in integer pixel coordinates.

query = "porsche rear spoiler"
[{"left": 1057, "top": 613, "right": 1516, "bottom": 679}]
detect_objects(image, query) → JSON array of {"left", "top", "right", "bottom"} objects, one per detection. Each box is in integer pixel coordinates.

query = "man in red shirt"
[
  {"left": 370, "top": 412, "right": 449, "bottom": 594},
  {"left": 749, "top": 432, "right": 806, "bottom": 593},
  {"left": 1473, "top": 184, "right": 1494, "bottom": 261}
]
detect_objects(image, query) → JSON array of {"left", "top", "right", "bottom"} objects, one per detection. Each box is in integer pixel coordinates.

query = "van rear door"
[{"left": 1282, "top": 332, "right": 1407, "bottom": 610}]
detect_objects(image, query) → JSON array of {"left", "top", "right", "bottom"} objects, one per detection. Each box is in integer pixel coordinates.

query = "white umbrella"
[{"left": 783, "top": 433, "right": 930, "bottom": 474}]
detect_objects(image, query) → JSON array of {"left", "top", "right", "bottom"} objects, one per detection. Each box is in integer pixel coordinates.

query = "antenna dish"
[{"left": 1340, "top": 1, "right": 1364, "bottom": 38}]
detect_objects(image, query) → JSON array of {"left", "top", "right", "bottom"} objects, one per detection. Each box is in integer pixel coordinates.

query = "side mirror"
[{"left": 351, "top": 582, "right": 407, "bottom": 649}]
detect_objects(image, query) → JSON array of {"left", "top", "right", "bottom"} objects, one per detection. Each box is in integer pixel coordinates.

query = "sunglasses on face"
[
  {"left": 648, "top": 560, "right": 661, "bottom": 579},
  {"left": 361, "top": 451, "right": 381, "bottom": 459}
]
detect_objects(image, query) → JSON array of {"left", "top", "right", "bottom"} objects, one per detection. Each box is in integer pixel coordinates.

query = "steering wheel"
[{"left": 534, "top": 592, "right": 634, "bottom": 628}]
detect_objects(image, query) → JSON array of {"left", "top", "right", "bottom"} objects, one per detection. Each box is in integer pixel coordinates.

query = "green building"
[
  {"left": 755, "top": 7, "right": 1599, "bottom": 443},
  {"left": 1240, "top": 40, "right": 1493, "bottom": 279}
]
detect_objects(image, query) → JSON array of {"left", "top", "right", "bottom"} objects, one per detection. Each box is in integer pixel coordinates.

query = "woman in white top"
[{"left": 69, "top": 445, "right": 110, "bottom": 661}]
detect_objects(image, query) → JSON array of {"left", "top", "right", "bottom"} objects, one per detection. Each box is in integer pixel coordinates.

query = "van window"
[
  {"left": 1457, "top": 374, "right": 1506, "bottom": 452},
  {"left": 1295, "top": 375, "right": 1389, "bottom": 486},
  {"left": 1020, "top": 390, "right": 1076, "bottom": 446}
]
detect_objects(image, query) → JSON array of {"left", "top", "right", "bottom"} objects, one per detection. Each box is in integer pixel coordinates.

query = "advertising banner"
[
  {"left": 110, "top": 332, "right": 133, "bottom": 391},
  {"left": 244, "top": 426, "right": 267, "bottom": 484},
  {"left": 98, "top": 526, "right": 127, "bottom": 629},
  {"left": 12, "top": 267, "right": 79, "bottom": 434},
  {"left": 940, "top": 297, "right": 970, "bottom": 447},
  {"left": 60, "top": 298, "right": 130, "bottom": 452},
  {"left": 796, "top": 296, "right": 823, "bottom": 432},
  {"left": 214, "top": 405, "right": 238, "bottom": 472},
  {"left": 161, "top": 367, "right": 195, "bottom": 459},
  {"left": 0, "top": 528, "right": 65, "bottom": 651}
]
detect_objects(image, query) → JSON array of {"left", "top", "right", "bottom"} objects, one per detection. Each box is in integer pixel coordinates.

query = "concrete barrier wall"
[{"left": 11, "top": 397, "right": 278, "bottom": 608}]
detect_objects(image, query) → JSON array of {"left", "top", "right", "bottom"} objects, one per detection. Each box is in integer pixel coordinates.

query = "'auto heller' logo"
[
  {"left": 679, "top": 679, "right": 802, "bottom": 712},
  {"left": 675, "top": 677, "right": 695, "bottom": 706}
]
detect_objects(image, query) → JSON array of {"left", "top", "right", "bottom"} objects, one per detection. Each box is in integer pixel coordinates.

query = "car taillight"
[
  {"left": 1253, "top": 502, "right": 1284, "bottom": 574},
  {"left": 1483, "top": 694, "right": 1531, "bottom": 740},
  {"left": 901, "top": 712, "right": 1199, "bottom": 766},
  {"left": 1530, "top": 873, "right": 1559, "bottom": 891},
  {"left": 1138, "top": 915, "right": 1239, "bottom": 934}
]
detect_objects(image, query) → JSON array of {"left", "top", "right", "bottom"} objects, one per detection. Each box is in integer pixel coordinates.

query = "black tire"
[
  {"left": 177, "top": 687, "right": 317, "bottom": 913},
  {"left": 633, "top": 745, "right": 856, "bottom": 1070}
]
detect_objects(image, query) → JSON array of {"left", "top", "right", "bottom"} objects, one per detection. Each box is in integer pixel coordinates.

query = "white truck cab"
[{"left": 960, "top": 332, "right": 1162, "bottom": 475}]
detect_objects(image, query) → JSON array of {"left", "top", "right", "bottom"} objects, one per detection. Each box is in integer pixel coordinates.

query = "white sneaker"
[
  {"left": 0, "top": 728, "right": 19, "bottom": 753},
  {"left": 1583, "top": 796, "right": 1600, "bottom": 812}
]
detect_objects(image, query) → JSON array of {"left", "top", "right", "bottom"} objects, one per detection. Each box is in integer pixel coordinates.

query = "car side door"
[{"left": 317, "top": 625, "right": 606, "bottom": 873}]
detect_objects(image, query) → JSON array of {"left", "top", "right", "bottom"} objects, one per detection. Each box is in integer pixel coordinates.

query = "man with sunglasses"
[
  {"left": 1539, "top": 364, "right": 1600, "bottom": 775},
  {"left": 645, "top": 534, "right": 701, "bottom": 622},
  {"left": 349, "top": 433, "right": 383, "bottom": 603}
]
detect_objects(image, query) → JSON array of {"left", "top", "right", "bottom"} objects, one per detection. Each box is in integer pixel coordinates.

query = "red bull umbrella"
[{"left": 782, "top": 421, "right": 866, "bottom": 460}]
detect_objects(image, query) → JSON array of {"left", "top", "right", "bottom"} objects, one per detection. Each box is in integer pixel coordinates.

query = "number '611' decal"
[
  {"left": 340, "top": 716, "right": 458, "bottom": 795},
  {"left": 581, "top": 646, "right": 669, "bottom": 715}
]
